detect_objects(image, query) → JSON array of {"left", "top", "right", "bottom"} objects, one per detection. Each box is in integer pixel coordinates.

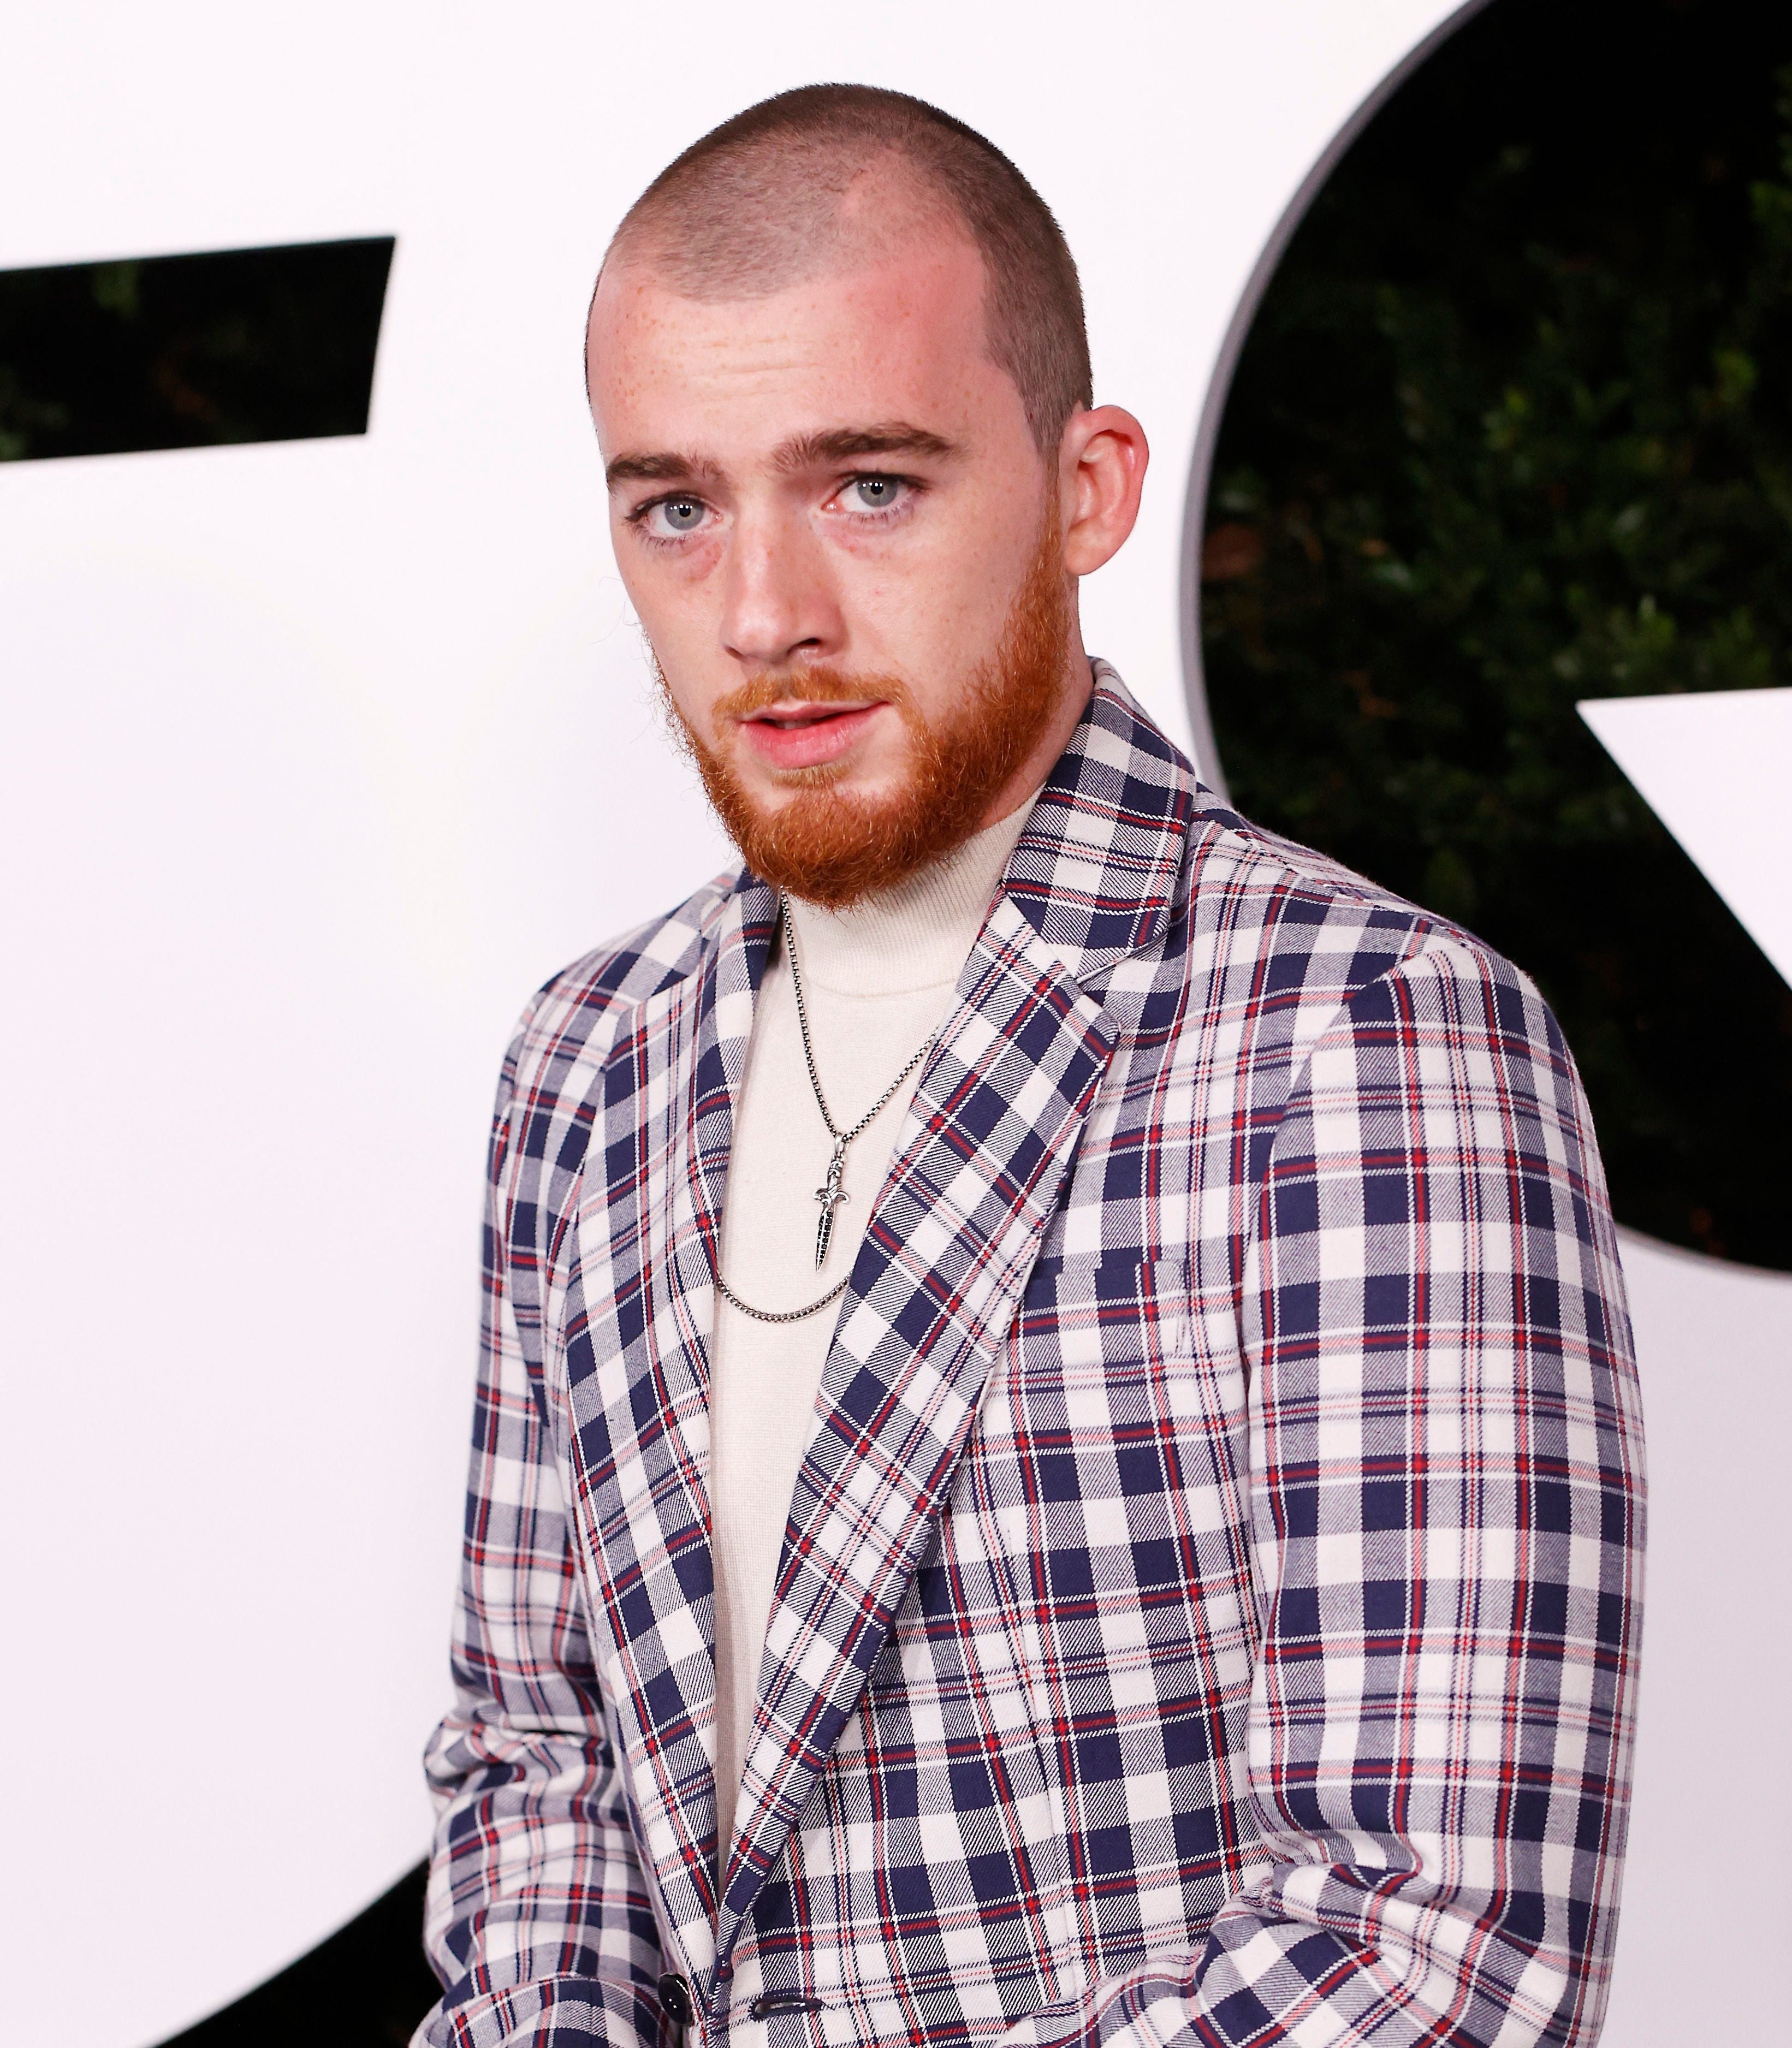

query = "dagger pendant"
[{"left": 814, "top": 1137, "right": 850, "bottom": 1269}]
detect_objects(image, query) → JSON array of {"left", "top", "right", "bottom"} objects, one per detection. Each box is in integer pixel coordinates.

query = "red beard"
[{"left": 656, "top": 512, "right": 1070, "bottom": 908}]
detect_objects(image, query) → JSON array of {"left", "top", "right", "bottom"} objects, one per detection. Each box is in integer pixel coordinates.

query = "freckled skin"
[{"left": 586, "top": 206, "right": 1149, "bottom": 829}]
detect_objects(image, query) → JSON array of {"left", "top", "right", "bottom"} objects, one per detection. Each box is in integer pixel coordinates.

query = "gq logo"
[{"left": 1, "top": 4, "right": 1783, "bottom": 2046}]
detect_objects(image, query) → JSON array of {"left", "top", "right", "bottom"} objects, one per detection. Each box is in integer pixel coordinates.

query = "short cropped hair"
[{"left": 607, "top": 84, "right": 1093, "bottom": 452}]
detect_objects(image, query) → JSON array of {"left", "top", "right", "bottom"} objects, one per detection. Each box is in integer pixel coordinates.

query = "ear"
[{"left": 1057, "top": 405, "right": 1149, "bottom": 576}]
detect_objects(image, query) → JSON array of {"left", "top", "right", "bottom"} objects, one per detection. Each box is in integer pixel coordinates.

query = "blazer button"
[{"left": 658, "top": 1973, "right": 696, "bottom": 2026}]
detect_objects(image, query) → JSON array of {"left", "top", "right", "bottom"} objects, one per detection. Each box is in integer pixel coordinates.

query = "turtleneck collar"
[{"left": 781, "top": 799, "right": 1036, "bottom": 998}]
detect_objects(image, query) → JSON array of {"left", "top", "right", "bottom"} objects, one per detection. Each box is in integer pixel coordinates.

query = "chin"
[{"left": 754, "top": 743, "right": 910, "bottom": 803}]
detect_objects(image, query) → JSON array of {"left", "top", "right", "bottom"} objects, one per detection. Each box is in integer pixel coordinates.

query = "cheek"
[
  {"left": 613, "top": 531, "right": 722, "bottom": 640},
  {"left": 851, "top": 508, "right": 1033, "bottom": 668},
  {"left": 654, "top": 657, "right": 733, "bottom": 755}
]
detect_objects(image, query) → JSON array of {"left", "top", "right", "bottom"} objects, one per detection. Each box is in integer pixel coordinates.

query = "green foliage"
[{"left": 1202, "top": 0, "right": 1792, "bottom": 1267}]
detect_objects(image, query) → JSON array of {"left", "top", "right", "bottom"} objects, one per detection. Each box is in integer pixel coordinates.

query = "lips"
[{"left": 736, "top": 701, "right": 886, "bottom": 771}]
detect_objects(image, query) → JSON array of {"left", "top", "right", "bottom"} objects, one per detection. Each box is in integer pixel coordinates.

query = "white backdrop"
[{"left": 2, "top": 5, "right": 1786, "bottom": 2044}]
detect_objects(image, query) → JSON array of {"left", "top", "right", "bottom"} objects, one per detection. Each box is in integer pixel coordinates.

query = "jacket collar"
[
  {"left": 563, "top": 668, "right": 1198, "bottom": 2000},
  {"left": 1002, "top": 661, "right": 1196, "bottom": 987}
]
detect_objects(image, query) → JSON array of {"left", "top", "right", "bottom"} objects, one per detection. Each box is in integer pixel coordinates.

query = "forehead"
[{"left": 588, "top": 233, "right": 1013, "bottom": 461}]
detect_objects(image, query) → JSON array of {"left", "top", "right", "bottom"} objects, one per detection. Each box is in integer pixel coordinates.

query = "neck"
[{"left": 784, "top": 799, "right": 1036, "bottom": 998}]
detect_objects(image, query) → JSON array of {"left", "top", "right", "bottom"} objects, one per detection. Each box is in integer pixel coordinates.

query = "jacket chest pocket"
[{"left": 974, "top": 1250, "right": 1255, "bottom": 1643}]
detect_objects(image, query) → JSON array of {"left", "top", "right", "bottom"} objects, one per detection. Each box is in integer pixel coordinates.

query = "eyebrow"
[
  {"left": 774, "top": 423, "right": 960, "bottom": 471},
  {"left": 604, "top": 423, "right": 962, "bottom": 494},
  {"left": 604, "top": 449, "right": 723, "bottom": 490}
]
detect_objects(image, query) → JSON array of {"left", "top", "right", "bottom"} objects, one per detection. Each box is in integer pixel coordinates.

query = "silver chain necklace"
[{"left": 714, "top": 893, "right": 935, "bottom": 1325}]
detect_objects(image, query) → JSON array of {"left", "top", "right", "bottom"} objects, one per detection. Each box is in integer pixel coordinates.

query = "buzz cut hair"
[{"left": 605, "top": 84, "right": 1094, "bottom": 453}]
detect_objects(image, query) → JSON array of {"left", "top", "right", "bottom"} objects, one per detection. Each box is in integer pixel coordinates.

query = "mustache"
[{"left": 711, "top": 668, "right": 915, "bottom": 722}]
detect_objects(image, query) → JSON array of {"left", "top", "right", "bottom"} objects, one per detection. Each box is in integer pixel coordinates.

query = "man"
[{"left": 418, "top": 85, "right": 1644, "bottom": 2048}]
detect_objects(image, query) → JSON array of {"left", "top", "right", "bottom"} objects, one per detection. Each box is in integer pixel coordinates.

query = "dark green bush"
[{"left": 1202, "top": 0, "right": 1792, "bottom": 1268}]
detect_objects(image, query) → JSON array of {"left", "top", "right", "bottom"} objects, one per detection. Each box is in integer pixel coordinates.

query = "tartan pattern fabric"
[{"left": 418, "top": 670, "right": 1645, "bottom": 2048}]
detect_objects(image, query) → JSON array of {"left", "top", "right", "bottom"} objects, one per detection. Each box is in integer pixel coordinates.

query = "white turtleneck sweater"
[{"left": 709, "top": 804, "right": 1033, "bottom": 1855}]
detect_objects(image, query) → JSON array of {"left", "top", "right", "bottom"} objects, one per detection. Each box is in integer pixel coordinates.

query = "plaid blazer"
[{"left": 419, "top": 670, "right": 1645, "bottom": 2048}]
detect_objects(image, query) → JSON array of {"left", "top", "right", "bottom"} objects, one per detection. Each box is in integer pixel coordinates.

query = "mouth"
[{"left": 734, "top": 698, "right": 887, "bottom": 773}]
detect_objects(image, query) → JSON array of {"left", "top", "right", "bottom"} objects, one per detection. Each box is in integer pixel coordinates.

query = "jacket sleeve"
[
  {"left": 415, "top": 1034, "right": 667, "bottom": 2048},
  {"left": 1007, "top": 935, "right": 1646, "bottom": 2048}
]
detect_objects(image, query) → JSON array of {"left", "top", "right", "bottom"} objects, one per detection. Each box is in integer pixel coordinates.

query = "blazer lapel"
[
  {"left": 711, "top": 669, "right": 1195, "bottom": 1976},
  {"left": 715, "top": 892, "right": 1115, "bottom": 1968},
  {"left": 561, "top": 880, "right": 776, "bottom": 1987}
]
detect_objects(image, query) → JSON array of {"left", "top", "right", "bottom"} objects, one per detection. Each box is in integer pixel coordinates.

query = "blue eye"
[
  {"left": 849, "top": 476, "right": 900, "bottom": 510},
  {"left": 660, "top": 497, "right": 704, "bottom": 532}
]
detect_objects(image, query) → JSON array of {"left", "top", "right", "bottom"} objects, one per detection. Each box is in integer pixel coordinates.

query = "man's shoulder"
[
  {"left": 1076, "top": 678, "right": 1535, "bottom": 1024},
  {"left": 1188, "top": 793, "right": 1429, "bottom": 934},
  {"left": 1179, "top": 791, "right": 1548, "bottom": 1031},
  {"left": 499, "top": 867, "right": 743, "bottom": 1108}
]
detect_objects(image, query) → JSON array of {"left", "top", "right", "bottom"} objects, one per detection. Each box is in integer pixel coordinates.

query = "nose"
[{"left": 719, "top": 503, "right": 842, "bottom": 672}]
